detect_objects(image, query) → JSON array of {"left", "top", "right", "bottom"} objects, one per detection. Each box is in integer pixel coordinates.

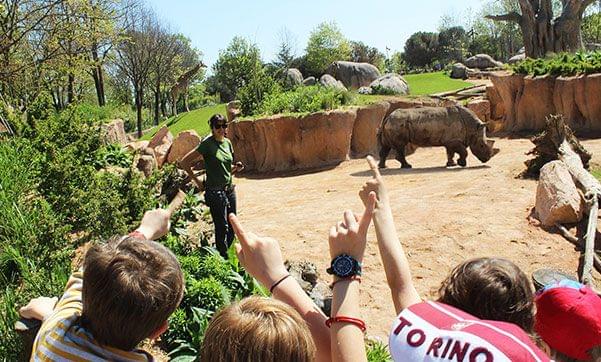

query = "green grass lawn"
[
  {"left": 403, "top": 71, "right": 472, "bottom": 96},
  {"left": 141, "top": 103, "right": 226, "bottom": 140}
]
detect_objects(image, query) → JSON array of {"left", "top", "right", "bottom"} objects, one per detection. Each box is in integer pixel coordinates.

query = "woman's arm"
[
  {"left": 228, "top": 214, "right": 331, "bottom": 362},
  {"left": 327, "top": 199, "right": 375, "bottom": 362},
  {"left": 178, "top": 149, "right": 204, "bottom": 189},
  {"left": 359, "top": 156, "right": 421, "bottom": 314}
]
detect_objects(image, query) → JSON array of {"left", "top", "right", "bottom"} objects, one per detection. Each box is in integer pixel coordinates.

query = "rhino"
[{"left": 377, "top": 106, "right": 500, "bottom": 169}]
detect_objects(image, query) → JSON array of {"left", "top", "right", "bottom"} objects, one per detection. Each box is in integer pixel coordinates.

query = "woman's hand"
[
  {"left": 328, "top": 193, "right": 376, "bottom": 263},
  {"left": 19, "top": 296, "right": 58, "bottom": 321},
  {"left": 229, "top": 213, "right": 288, "bottom": 288}
]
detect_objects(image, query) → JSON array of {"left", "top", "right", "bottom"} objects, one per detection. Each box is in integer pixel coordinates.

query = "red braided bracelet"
[{"left": 325, "top": 316, "right": 366, "bottom": 332}]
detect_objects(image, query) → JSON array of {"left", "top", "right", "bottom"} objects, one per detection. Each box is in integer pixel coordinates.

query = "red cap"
[{"left": 535, "top": 285, "right": 601, "bottom": 360}]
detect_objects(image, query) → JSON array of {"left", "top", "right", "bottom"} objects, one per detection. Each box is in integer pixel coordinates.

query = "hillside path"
[{"left": 234, "top": 138, "right": 601, "bottom": 340}]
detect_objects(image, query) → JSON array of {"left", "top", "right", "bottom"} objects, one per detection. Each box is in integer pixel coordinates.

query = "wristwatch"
[{"left": 327, "top": 254, "right": 362, "bottom": 278}]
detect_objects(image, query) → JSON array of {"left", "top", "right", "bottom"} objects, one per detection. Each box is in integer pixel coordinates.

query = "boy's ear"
[{"left": 148, "top": 320, "right": 169, "bottom": 340}]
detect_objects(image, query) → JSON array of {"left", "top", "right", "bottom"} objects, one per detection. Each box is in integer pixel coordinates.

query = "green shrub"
[
  {"left": 366, "top": 339, "right": 392, "bottom": 362},
  {"left": 512, "top": 51, "right": 601, "bottom": 76},
  {"left": 93, "top": 144, "right": 133, "bottom": 169},
  {"left": 257, "top": 85, "right": 355, "bottom": 116},
  {"left": 237, "top": 69, "right": 281, "bottom": 116},
  {"left": 185, "top": 277, "right": 231, "bottom": 312}
]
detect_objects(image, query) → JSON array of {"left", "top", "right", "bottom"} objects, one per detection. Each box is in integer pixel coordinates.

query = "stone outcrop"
[
  {"left": 489, "top": 73, "right": 601, "bottom": 133},
  {"left": 319, "top": 74, "right": 347, "bottom": 91},
  {"left": 229, "top": 109, "right": 356, "bottom": 172},
  {"left": 167, "top": 130, "right": 201, "bottom": 164},
  {"left": 351, "top": 102, "right": 390, "bottom": 157},
  {"left": 451, "top": 63, "right": 469, "bottom": 79},
  {"left": 284, "top": 68, "right": 303, "bottom": 88},
  {"left": 124, "top": 140, "right": 150, "bottom": 153},
  {"left": 148, "top": 126, "right": 173, "bottom": 167},
  {"left": 101, "top": 119, "right": 127, "bottom": 145},
  {"left": 508, "top": 53, "right": 526, "bottom": 64},
  {"left": 467, "top": 99, "right": 491, "bottom": 123},
  {"left": 326, "top": 61, "right": 381, "bottom": 89},
  {"left": 370, "top": 74, "right": 409, "bottom": 95},
  {"left": 535, "top": 161, "right": 584, "bottom": 226},
  {"left": 136, "top": 155, "right": 157, "bottom": 177},
  {"left": 303, "top": 76, "right": 316, "bottom": 86},
  {"left": 465, "top": 54, "right": 503, "bottom": 69}
]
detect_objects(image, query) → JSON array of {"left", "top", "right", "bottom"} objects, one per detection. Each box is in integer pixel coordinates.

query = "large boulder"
[
  {"left": 319, "top": 74, "right": 347, "bottom": 91},
  {"left": 535, "top": 161, "right": 584, "bottom": 227},
  {"left": 135, "top": 155, "right": 157, "bottom": 177},
  {"left": 465, "top": 54, "right": 504, "bottom": 69},
  {"left": 284, "top": 68, "right": 303, "bottom": 88},
  {"left": 326, "top": 61, "right": 381, "bottom": 89},
  {"left": 101, "top": 119, "right": 127, "bottom": 145},
  {"left": 124, "top": 140, "right": 150, "bottom": 153},
  {"left": 370, "top": 74, "right": 409, "bottom": 95},
  {"left": 508, "top": 53, "right": 526, "bottom": 64},
  {"left": 226, "top": 100, "right": 241, "bottom": 123},
  {"left": 451, "top": 63, "right": 469, "bottom": 79},
  {"left": 147, "top": 126, "right": 173, "bottom": 167},
  {"left": 302, "top": 76, "right": 316, "bottom": 86},
  {"left": 167, "top": 130, "right": 201, "bottom": 164}
]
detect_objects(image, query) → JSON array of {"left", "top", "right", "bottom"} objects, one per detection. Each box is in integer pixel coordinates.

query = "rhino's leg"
[
  {"left": 378, "top": 145, "right": 391, "bottom": 168},
  {"left": 456, "top": 144, "right": 468, "bottom": 167},
  {"left": 395, "top": 145, "right": 412, "bottom": 169},
  {"left": 445, "top": 146, "right": 457, "bottom": 167}
]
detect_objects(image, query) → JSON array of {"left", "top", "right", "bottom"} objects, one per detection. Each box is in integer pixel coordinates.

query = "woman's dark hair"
[
  {"left": 437, "top": 257, "right": 535, "bottom": 333},
  {"left": 208, "top": 114, "right": 226, "bottom": 128}
]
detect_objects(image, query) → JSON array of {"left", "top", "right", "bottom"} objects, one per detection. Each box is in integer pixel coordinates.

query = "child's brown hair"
[
  {"left": 437, "top": 257, "right": 534, "bottom": 332},
  {"left": 81, "top": 236, "right": 184, "bottom": 350},
  {"left": 201, "top": 296, "right": 316, "bottom": 362}
]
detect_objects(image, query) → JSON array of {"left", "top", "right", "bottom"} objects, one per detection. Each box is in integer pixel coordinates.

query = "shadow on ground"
[{"left": 350, "top": 164, "right": 490, "bottom": 177}]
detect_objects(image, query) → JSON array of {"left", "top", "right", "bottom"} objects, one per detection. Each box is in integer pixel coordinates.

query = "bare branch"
[{"left": 485, "top": 12, "right": 523, "bottom": 23}]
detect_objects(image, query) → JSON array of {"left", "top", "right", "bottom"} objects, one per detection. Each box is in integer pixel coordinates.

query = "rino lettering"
[{"left": 392, "top": 316, "right": 495, "bottom": 361}]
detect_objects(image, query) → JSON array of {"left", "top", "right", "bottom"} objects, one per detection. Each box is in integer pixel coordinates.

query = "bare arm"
[
  {"left": 359, "top": 156, "right": 421, "bottom": 314},
  {"left": 328, "top": 200, "right": 375, "bottom": 362},
  {"left": 228, "top": 214, "right": 331, "bottom": 362},
  {"left": 178, "top": 149, "right": 204, "bottom": 189}
]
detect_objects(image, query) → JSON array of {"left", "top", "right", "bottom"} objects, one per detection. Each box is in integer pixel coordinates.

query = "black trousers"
[{"left": 204, "top": 189, "right": 237, "bottom": 258}]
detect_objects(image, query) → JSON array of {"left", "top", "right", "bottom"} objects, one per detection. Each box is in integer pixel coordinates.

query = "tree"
[
  {"left": 486, "top": 0, "right": 597, "bottom": 58},
  {"left": 438, "top": 26, "right": 468, "bottom": 63},
  {"left": 113, "top": 0, "right": 158, "bottom": 137},
  {"left": 384, "top": 51, "right": 408, "bottom": 74},
  {"left": 211, "top": 36, "right": 262, "bottom": 102},
  {"left": 582, "top": 11, "right": 601, "bottom": 44},
  {"left": 305, "top": 21, "right": 351, "bottom": 76},
  {"left": 404, "top": 32, "right": 439, "bottom": 68},
  {"left": 272, "top": 28, "right": 297, "bottom": 70},
  {"left": 349, "top": 40, "right": 385, "bottom": 71}
]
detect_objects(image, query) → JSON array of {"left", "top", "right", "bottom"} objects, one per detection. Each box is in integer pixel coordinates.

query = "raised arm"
[
  {"left": 358, "top": 156, "right": 421, "bottom": 314},
  {"left": 327, "top": 195, "right": 376, "bottom": 362},
  {"left": 228, "top": 214, "right": 331, "bottom": 362},
  {"left": 178, "top": 149, "right": 204, "bottom": 190}
]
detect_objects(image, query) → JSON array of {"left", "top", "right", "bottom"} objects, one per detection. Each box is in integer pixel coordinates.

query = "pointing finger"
[
  {"left": 229, "top": 213, "right": 249, "bottom": 247},
  {"left": 344, "top": 210, "right": 357, "bottom": 230},
  {"left": 366, "top": 155, "right": 381, "bottom": 179},
  {"left": 358, "top": 192, "right": 377, "bottom": 236}
]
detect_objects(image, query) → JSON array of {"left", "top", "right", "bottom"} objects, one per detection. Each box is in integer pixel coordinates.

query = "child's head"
[
  {"left": 437, "top": 257, "right": 534, "bottom": 332},
  {"left": 201, "top": 296, "right": 316, "bottom": 362},
  {"left": 81, "top": 236, "right": 184, "bottom": 350}
]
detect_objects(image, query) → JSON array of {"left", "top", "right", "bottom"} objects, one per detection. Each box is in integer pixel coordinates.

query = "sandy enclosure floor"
[{"left": 233, "top": 138, "right": 601, "bottom": 340}]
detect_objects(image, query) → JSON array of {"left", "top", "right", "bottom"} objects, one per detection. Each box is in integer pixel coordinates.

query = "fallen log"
[{"left": 530, "top": 115, "right": 599, "bottom": 286}]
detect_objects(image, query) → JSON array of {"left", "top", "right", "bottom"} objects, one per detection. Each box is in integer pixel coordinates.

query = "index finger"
[
  {"left": 228, "top": 213, "right": 249, "bottom": 246},
  {"left": 366, "top": 156, "right": 381, "bottom": 179}
]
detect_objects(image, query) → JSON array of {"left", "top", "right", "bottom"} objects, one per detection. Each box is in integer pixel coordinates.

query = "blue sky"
[{"left": 147, "top": 0, "right": 485, "bottom": 68}]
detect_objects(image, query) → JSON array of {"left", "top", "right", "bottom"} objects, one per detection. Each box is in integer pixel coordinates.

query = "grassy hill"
[{"left": 141, "top": 72, "right": 470, "bottom": 139}]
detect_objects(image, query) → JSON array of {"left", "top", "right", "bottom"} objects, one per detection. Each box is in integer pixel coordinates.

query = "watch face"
[{"left": 333, "top": 255, "right": 354, "bottom": 277}]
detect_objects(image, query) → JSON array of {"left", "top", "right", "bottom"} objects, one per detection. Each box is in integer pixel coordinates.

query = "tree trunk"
[
  {"left": 67, "top": 73, "right": 75, "bottom": 105},
  {"left": 486, "top": 0, "right": 595, "bottom": 58},
  {"left": 154, "top": 78, "right": 161, "bottom": 126},
  {"left": 91, "top": 48, "right": 106, "bottom": 107},
  {"left": 135, "top": 87, "right": 143, "bottom": 138}
]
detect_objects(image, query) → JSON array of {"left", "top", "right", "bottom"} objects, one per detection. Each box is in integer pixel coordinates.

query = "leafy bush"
[
  {"left": 512, "top": 51, "right": 601, "bottom": 76},
  {"left": 93, "top": 144, "right": 133, "bottom": 169},
  {"left": 237, "top": 69, "right": 282, "bottom": 116},
  {"left": 366, "top": 339, "right": 392, "bottom": 362},
  {"left": 186, "top": 277, "right": 231, "bottom": 312},
  {"left": 257, "top": 85, "right": 354, "bottom": 116}
]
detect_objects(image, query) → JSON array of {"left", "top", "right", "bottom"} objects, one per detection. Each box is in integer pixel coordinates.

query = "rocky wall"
[{"left": 489, "top": 73, "right": 601, "bottom": 133}]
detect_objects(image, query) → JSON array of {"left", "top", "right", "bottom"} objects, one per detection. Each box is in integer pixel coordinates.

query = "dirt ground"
[{"left": 233, "top": 137, "right": 601, "bottom": 340}]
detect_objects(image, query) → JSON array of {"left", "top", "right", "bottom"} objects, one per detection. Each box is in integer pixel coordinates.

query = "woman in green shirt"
[{"left": 180, "top": 114, "right": 244, "bottom": 257}]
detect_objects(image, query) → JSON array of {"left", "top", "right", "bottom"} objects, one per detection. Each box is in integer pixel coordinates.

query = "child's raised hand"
[
  {"left": 136, "top": 209, "right": 171, "bottom": 241},
  {"left": 229, "top": 213, "right": 288, "bottom": 289},
  {"left": 19, "top": 296, "right": 58, "bottom": 321},
  {"left": 328, "top": 192, "right": 377, "bottom": 263},
  {"left": 359, "top": 156, "right": 389, "bottom": 208}
]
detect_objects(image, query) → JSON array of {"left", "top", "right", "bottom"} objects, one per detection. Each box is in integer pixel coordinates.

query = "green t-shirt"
[{"left": 196, "top": 136, "right": 233, "bottom": 188}]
